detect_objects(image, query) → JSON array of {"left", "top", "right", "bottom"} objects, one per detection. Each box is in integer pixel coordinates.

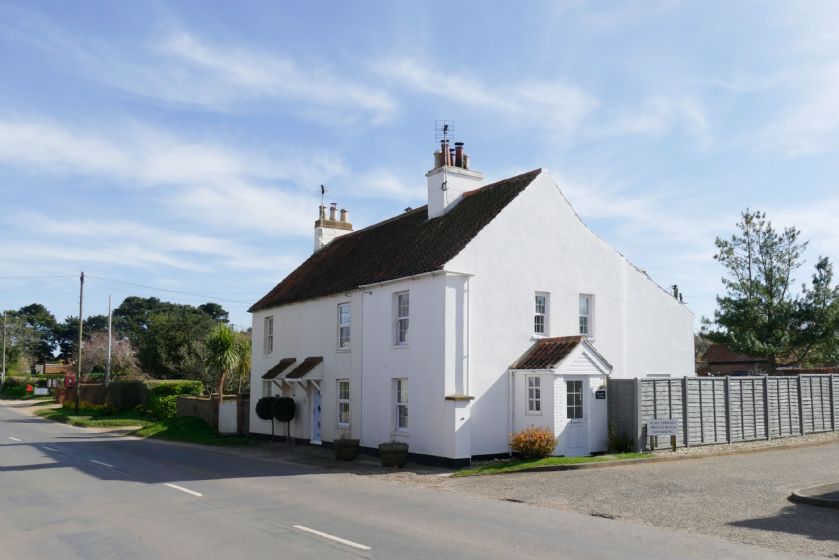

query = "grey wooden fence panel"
[{"left": 608, "top": 374, "right": 838, "bottom": 453}]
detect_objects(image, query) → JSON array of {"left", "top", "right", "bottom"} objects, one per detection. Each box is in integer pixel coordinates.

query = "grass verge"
[
  {"left": 35, "top": 405, "right": 254, "bottom": 447},
  {"left": 453, "top": 453, "right": 648, "bottom": 477}
]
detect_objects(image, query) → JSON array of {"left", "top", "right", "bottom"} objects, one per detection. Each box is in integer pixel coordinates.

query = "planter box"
[
  {"left": 334, "top": 439, "right": 360, "bottom": 461},
  {"left": 379, "top": 442, "right": 409, "bottom": 467}
]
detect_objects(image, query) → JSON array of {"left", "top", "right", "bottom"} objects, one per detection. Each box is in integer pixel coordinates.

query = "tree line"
[{"left": 2, "top": 297, "right": 250, "bottom": 391}]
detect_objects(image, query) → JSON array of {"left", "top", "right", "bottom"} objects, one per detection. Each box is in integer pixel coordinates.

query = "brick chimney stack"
[
  {"left": 426, "top": 139, "right": 483, "bottom": 219},
  {"left": 314, "top": 202, "right": 353, "bottom": 252}
]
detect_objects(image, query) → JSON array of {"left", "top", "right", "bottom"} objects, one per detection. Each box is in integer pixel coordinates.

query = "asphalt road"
[{"left": 0, "top": 404, "right": 810, "bottom": 560}]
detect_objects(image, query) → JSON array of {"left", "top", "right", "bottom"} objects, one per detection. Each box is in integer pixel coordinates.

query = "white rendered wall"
[
  {"left": 446, "top": 170, "right": 694, "bottom": 456},
  {"left": 249, "top": 274, "right": 452, "bottom": 458},
  {"left": 512, "top": 371, "right": 554, "bottom": 435}
]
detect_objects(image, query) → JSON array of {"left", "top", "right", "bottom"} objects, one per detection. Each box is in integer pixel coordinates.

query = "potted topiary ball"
[
  {"left": 271, "top": 396, "right": 296, "bottom": 442},
  {"left": 378, "top": 440, "right": 409, "bottom": 467},
  {"left": 255, "top": 396, "right": 276, "bottom": 441}
]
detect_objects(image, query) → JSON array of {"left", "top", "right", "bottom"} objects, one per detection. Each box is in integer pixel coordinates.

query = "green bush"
[
  {"left": 1, "top": 386, "right": 26, "bottom": 398},
  {"left": 108, "top": 380, "right": 148, "bottom": 412},
  {"left": 144, "top": 381, "right": 203, "bottom": 419},
  {"left": 146, "top": 380, "right": 204, "bottom": 397}
]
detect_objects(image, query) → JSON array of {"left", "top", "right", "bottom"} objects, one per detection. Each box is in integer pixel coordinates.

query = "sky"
[{"left": 1, "top": 0, "right": 839, "bottom": 330}]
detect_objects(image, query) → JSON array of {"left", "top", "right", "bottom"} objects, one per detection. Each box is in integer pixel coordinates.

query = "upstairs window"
[
  {"left": 337, "top": 303, "right": 351, "bottom": 349},
  {"left": 527, "top": 375, "right": 541, "bottom": 414},
  {"left": 264, "top": 316, "right": 274, "bottom": 354},
  {"left": 579, "top": 295, "right": 593, "bottom": 337},
  {"left": 337, "top": 379, "right": 350, "bottom": 427},
  {"left": 395, "top": 292, "right": 410, "bottom": 345},
  {"left": 534, "top": 292, "right": 549, "bottom": 335}
]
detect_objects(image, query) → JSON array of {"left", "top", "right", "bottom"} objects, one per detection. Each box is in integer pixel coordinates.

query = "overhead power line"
[{"left": 85, "top": 275, "right": 252, "bottom": 305}]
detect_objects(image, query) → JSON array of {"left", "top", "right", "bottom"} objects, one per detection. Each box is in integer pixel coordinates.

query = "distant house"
[
  {"left": 696, "top": 343, "right": 770, "bottom": 376},
  {"left": 249, "top": 139, "right": 694, "bottom": 465}
]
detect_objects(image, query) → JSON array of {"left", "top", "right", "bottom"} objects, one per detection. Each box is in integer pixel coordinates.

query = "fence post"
[
  {"left": 635, "top": 377, "right": 643, "bottom": 452},
  {"left": 797, "top": 375, "right": 805, "bottom": 436},
  {"left": 724, "top": 376, "right": 732, "bottom": 443},
  {"left": 682, "top": 376, "right": 689, "bottom": 448},
  {"left": 830, "top": 374, "right": 836, "bottom": 433},
  {"left": 764, "top": 375, "right": 770, "bottom": 440}
]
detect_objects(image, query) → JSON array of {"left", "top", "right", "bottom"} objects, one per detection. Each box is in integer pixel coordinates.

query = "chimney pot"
[
  {"left": 329, "top": 203, "right": 337, "bottom": 221},
  {"left": 454, "top": 142, "right": 464, "bottom": 168},
  {"left": 340, "top": 208, "right": 348, "bottom": 223}
]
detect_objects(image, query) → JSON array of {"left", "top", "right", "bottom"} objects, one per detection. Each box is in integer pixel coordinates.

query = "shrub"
[
  {"left": 108, "top": 380, "right": 148, "bottom": 412},
  {"left": 2, "top": 386, "right": 26, "bottom": 398},
  {"left": 144, "top": 381, "right": 203, "bottom": 419},
  {"left": 510, "top": 426, "right": 558, "bottom": 459}
]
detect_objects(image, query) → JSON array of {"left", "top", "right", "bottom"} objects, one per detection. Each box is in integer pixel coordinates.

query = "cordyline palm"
[
  {"left": 206, "top": 325, "right": 239, "bottom": 402},
  {"left": 234, "top": 332, "right": 252, "bottom": 394}
]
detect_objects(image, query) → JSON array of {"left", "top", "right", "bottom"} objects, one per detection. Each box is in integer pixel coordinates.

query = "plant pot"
[
  {"left": 334, "top": 438, "right": 360, "bottom": 461},
  {"left": 378, "top": 442, "right": 409, "bottom": 467}
]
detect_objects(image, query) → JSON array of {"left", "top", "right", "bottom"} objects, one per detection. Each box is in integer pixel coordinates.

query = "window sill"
[
  {"left": 336, "top": 348, "right": 351, "bottom": 353},
  {"left": 531, "top": 334, "right": 549, "bottom": 341},
  {"left": 389, "top": 431, "right": 409, "bottom": 439},
  {"left": 391, "top": 344, "right": 409, "bottom": 349},
  {"left": 525, "top": 411, "right": 543, "bottom": 416}
]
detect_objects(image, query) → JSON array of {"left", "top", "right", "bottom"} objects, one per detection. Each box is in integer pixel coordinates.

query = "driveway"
[{"left": 389, "top": 443, "right": 839, "bottom": 557}]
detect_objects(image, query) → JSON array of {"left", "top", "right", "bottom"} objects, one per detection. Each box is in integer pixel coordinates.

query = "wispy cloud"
[
  {"left": 0, "top": 118, "right": 342, "bottom": 236},
  {"left": 377, "top": 58, "right": 598, "bottom": 134},
  {"left": 597, "top": 96, "right": 711, "bottom": 145}
]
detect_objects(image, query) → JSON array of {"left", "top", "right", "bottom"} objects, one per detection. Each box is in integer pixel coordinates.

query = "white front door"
[
  {"left": 564, "top": 379, "right": 587, "bottom": 456},
  {"left": 310, "top": 387, "right": 322, "bottom": 444}
]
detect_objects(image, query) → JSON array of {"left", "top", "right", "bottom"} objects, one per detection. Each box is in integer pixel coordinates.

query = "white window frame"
[
  {"left": 261, "top": 380, "right": 272, "bottom": 398},
  {"left": 264, "top": 316, "right": 274, "bottom": 355},
  {"left": 566, "top": 380, "right": 584, "bottom": 420},
  {"left": 394, "top": 378, "right": 408, "bottom": 432},
  {"left": 337, "top": 379, "right": 350, "bottom": 428},
  {"left": 337, "top": 303, "right": 351, "bottom": 350},
  {"left": 579, "top": 294, "right": 593, "bottom": 337},
  {"left": 526, "top": 375, "right": 542, "bottom": 415},
  {"left": 394, "top": 291, "right": 410, "bottom": 346},
  {"left": 534, "top": 292, "right": 549, "bottom": 336}
]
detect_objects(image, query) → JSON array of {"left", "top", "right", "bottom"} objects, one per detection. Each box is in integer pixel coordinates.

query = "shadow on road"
[{"left": 728, "top": 503, "right": 839, "bottom": 543}]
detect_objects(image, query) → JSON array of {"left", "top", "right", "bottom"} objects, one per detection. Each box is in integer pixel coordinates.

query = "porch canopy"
[{"left": 510, "top": 335, "right": 612, "bottom": 376}]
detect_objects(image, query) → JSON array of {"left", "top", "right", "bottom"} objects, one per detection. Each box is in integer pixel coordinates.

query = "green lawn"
[
  {"left": 453, "top": 453, "right": 648, "bottom": 477},
  {"left": 34, "top": 405, "right": 253, "bottom": 447}
]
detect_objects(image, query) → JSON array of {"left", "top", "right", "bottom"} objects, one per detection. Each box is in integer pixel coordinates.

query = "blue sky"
[{"left": 1, "top": 1, "right": 838, "bottom": 329}]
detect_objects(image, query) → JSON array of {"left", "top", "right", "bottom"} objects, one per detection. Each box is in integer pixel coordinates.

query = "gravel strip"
[{"left": 372, "top": 440, "right": 839, "bottom": 558}]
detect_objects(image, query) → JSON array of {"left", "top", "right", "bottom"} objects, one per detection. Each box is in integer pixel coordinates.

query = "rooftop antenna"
[{"left": 434, "top": 120, "right": 453, "bottom": 200}]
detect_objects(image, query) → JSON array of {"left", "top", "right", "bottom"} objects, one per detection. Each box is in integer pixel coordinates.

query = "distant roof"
[
  {"left": 249, "top": 169, "right": 542, "bottom": 312},
  {"left": 702, "top": 343, "right": 768, "bottom": 365},
  {"left": 284, "top": 356, "right": 323, "bottom": 379},
  {"left": 512, "top": 336, "right": 590, "bottom": 370},
  {"left": 261, "top": 358, "right": 296, "bottom": 379}
]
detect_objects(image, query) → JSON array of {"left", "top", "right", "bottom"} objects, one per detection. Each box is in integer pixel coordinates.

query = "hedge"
[{"left": 108, "top": 380, "right": 204, "bottom": 417}]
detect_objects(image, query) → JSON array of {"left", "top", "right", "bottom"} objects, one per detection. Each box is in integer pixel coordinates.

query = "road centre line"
[
  {"left": 164, "top": 483, "right": 203, "bottom": 497},
  {"left": 293, "top": 525, "right": 371, "bottom": 551},
  {"left": 43, "top": 446, "right": 59, "bottom": 452},
  {"left": 89, "top": 459, "right": 114, "bottom": 468},
  {"left": 8, "top": 436, "right": 21, "bottom": 442}
]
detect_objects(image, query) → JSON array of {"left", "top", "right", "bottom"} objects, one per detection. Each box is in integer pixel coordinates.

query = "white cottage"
[{"left": 249, "top": 140, "right": 694, "bottom": 465}]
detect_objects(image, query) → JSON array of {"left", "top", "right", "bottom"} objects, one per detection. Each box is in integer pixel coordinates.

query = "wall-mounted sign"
[
  {"left": 595, "top": 390, "right": 606, "bottom": 399},
  {"left": 647, "top": 418, "right": 679, "bottom": 436}
]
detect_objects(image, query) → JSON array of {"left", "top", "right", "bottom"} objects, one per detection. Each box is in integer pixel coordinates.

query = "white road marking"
[
  {"left": 89, "top": 459, "right": 114, "bottom": 468},
  {"left": 8, "top": 437, "right": 21, "bottom": 442},
  {"left": 164, "top": 483, "right": 203, "bottom": 497},
  {"left": 43, "top": 446, "right": 59, "bottom": 452},
  {"left": 293, "top": 525, "right": 371, "bottom": 551}
]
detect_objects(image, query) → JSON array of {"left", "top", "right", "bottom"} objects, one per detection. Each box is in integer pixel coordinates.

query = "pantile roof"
[
  {"left": 512, "top": 336, "right": 587, "bottom": 370},
  {"left": 249, "top": 169, "right": 542, "bottom": 312}
]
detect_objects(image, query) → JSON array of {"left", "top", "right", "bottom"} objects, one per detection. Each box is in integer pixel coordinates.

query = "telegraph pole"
[
  {"left": 1, "top": 310, "right": 6, "bottom": 391},
  {"left": 75, "top": 272, "right": 84, "bottom": 414},
  {"left": 106, "top": 294, "right": 112, "bottom": 386}
]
